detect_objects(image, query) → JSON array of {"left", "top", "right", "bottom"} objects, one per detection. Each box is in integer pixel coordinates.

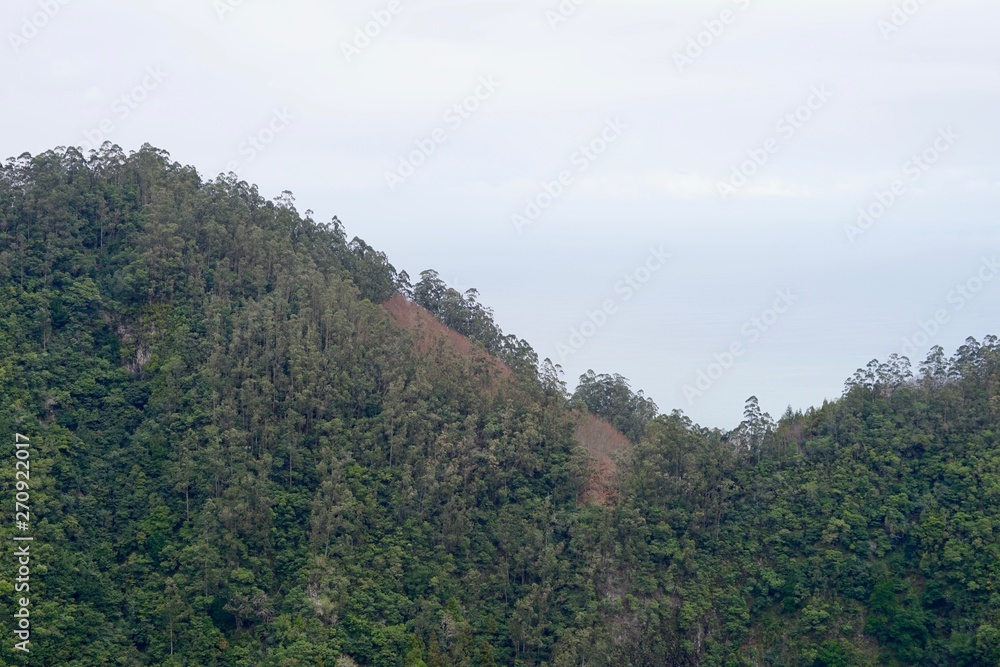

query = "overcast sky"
[{"left": 5, "top": 0, "right": 999, "bottom": 428}]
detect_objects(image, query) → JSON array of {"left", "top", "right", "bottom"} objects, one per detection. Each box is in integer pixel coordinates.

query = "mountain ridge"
[{"left": 1, "top": 144, "right": 999, "bottom": 666}]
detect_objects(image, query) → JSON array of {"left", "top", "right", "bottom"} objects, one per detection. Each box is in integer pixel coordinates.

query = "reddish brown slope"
[
  {"left": 573, "top": 412, "right": 632, "bottom": 504},
  {"left": 382, "top": 293, "right": 511, "bottom": 379},
  {"left": 382, "top": 293, "right": 631, "bottom": 504}
]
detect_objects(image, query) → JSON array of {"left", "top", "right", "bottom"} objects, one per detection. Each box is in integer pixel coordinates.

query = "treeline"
[
  {"left": 407, "top": 270, "right": 538, "bottom": 376},
  {"left": 0, "top": 144, "right": 999, "bottom": 666}
]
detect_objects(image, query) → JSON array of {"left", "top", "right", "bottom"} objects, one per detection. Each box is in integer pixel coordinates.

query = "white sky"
[{"left": 5, "top": 0, "right": 999, "bottom": 428}]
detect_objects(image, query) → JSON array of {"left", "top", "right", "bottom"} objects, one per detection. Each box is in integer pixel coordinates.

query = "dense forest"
[{"left": 1, "top": 144, "right": 999, "bottom": 666}]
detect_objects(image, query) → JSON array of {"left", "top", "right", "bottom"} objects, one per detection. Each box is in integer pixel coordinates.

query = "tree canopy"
[{"left": 1, "top": 144, "right": 999, "bottom": 666}]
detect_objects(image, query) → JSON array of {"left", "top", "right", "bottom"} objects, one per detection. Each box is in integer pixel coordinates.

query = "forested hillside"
[{"left": 1, "top": 145, "right": 999, "bottom": 666}]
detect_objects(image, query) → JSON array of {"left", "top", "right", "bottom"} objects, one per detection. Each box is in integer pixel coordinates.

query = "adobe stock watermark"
[
  {"left": 684, "top": 289, "right": 798, "bottom": 403},
  {"left": 717, "top": 85, "right": 833, "bottom": 199},
  {"left": 674, "top": 0, "right": 752, "bottom": 73},
  {"left": 843, "top": 126, "right": 958, "bottom": 243},
  {"left": 10, "top": 432, "right": 34, "bottom": 653},
  {"left": 899, "top": 256, "right": 998, "bottom": 357},
  {"left": 81, "top": 66, "right": 169, "bottom": 153},
  {"left": 341, "top": 0, "right": 404, "bottom": 63},
  {"left": 512, "top": 117, "right": 628, "bottom": 234},
  {"left": 878, "top": 0, "right": 930, "bottom": 40},
  {"left": 546, "top": 0, "right": 589, "bottom": 30},
  {"left": 214, "top": 0, "right": 249, "bottom": 20},
  {"left": 384, "top": 76, "right": 501, "bottom": 192},
  {"left": 555, "top": 246, "right": 671, "bottom": 362},
  {"left": 8, "top": 0, "right": 72, "bottom": 53},
  {"left": 224, "top": 108, "right": 295, "bottom": 175}
]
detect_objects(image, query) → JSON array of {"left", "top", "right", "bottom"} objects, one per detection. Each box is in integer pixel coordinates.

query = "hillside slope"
[
  {"left": 2, "top": 145, "right": 1000, "bottom": 667},
  {"left": 383, "top": 293, "right": 630, "bottom": 505},
  {"left": 382, "top": 292, "right": 512, "bottom": 382},
  {"left": 573, "top": 413, "right": 631, "bottom": 505}
]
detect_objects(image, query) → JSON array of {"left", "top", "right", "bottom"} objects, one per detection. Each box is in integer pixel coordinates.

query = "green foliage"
[
  {"left": 571, "top": 370, "right": 658, "bottom": 442},
  {"left": 411, "top": 270, "right": 538, "bottom": 376},
  {"left": 2, "top": 145, "right": 1000, "bottom": 666}
]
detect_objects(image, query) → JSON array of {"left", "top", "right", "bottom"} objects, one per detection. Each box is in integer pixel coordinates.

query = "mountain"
[{"left": 1, "top": 144, "right": 999, "bottom": 666}]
